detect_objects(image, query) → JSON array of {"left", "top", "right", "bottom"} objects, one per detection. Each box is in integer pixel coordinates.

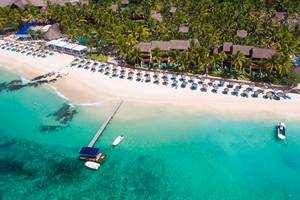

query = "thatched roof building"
[
  {"left": 222, "top": 42, "right": 233, "bottom": 52},
  {"left": 111, "top": 4, "right": 118, "bottom": 12},
  {"left": 136, "top": 40, "right": 191, "bottom": 52},
  {"left": 169, "top": 40, "right": 190, "bottom": 50},
  {"left": 0, "top": 0, "right": 15, "bottom": 7},
  {"left": 274, "top": 12, "right": 287, "bottom": 23},
  {"left": 151, "top": 41, "right": 170, "bottom": 51},
  {"left": 151, "top": 10, "right": 163, "bottom": 22},
  {"left": 251, "top": 48, "right": 276, "bottom": 59},
  {"left": 232, "top": 45, "right": 253, "bottom": 56},
  {"left": 0, "top": 0, "right": 85, "bottom": 8},
  {"left": 179, "top": 26, "right": 189, "bottom": 33},
  {"left": 236, "top": 30, "right": 248, "bottom": 38},
  {"left": 121, "top": 0, "right": 128, "bottom": 6},
  {"left": 44, "top": 24, "right": 63, "bottom": 41},
  {"left": 136, "top": 42, "right": 151, "bottom": 53},
  {"left": 170, "top": 6, "right": 177, "bottom": 13},
  {"left": 215, "top": 43, "right": 276, "bottom": 60}
]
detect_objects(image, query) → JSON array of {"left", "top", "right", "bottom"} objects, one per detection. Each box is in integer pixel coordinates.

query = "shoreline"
[{"left": 1, "top": 42, "right": 300, "bottom": 121}]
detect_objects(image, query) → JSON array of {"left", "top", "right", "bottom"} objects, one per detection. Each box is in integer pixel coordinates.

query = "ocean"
[{"left": 0, "top": 68, "right": 300, "bottom": 200}]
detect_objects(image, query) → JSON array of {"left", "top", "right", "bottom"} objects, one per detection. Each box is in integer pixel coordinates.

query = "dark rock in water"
[
  {"left": 39, "top": 125, "right": 66, "bottom": 132},
  {"left": 28, "top": 80, "right": 48, "bottom": 87},
  {"left": 48, "top": 104, "right": 78, "bottom": 124},
  {"left": 31, "top": 75, "right": 45, "bottom": 81},
  {"left": 7, "top": 80, "right": 24, "bottom": 91},
  {"left": 39, "top": 104, "right": 77, "bottom": 133},
  {"left": 0, "top": 140, "right": 16, "bottom": 150},
  {"left": 48, "top": 78, "right": 57, "bottom": 83},
  {"left": 0, "top": 73, "right": 61, "bottom": 94},
  {"left": 0, "top": 82, "right": 7, "bottom": 92},
  {"left": 0, "top": 80, "right": 24, "bottom": 92}
]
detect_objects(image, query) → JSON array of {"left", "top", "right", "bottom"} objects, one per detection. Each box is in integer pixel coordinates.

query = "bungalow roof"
[
  {"left": 170, "top": 6, "right": 177, "bottom": 13},
  {"left": 169, "top": 40, "right": 190, "bottom": 50},
  {"left": 151, "top": 10, "right": 163, "bottom": 22},
  {"left": 0, "top": 0, "right": 15, "bottom": 7},
  {"left": 275, "top": 12, "right": 287, "bottom": 22},
  {"left": 251, "top": 48, "right": 276, "bottom": 59},
  {"left": 111, "top": 4, "right": 118, "bottom": 12},
  {"left": 44, "top": 24, "right": 63, "bottom": 41},
  {"left": 223, "top": 42, "right": 233, "bottom": 52},
  {"left": 136, "top": 42, "right": 151, "bottom": 52},
  {"left": 151, "top": 41, "right": 170, "bottom": 51},
  {"left": 232, "top": 45, "right": 253, "bottom": 56},
  {"left": 121, "top": 0, "right": 128, "bottom": 5},
  {"left": 179, "top": 26, "right": 189, "bottom": 33},
  {"left": 236, "top": 30, "right": 248, "bottom": 38}
]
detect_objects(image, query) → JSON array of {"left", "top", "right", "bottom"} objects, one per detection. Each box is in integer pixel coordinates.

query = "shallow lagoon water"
[{"left": 0, "top": 68, "right": 300, "bottom": 200}]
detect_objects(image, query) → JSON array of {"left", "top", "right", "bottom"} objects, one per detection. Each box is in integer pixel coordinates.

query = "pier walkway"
[{"left": 87, "top": 100, "right": 123, "bottom": 147}]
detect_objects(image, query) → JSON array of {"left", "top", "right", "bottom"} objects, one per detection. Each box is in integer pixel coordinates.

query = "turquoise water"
[{"left": 0, "top": 68, "right": 300, "bottom": 200}]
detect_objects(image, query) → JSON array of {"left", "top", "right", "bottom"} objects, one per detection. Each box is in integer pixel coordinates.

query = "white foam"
[
  {"left": 20, "top": 76, "right": 32, "bottom": 85},
  {"left": 49, "top": 85, "right": 70, "bottom": 101},
  {"left": 68, "top": 103, "right": 76, "bottom": 109},
  {"left": 75, "top": 102, "right": 104, "bottom": 107}
]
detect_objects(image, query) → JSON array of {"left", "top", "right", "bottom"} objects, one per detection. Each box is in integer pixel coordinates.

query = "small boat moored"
[
  {"left": 85, "top": 161, "right": 100, "bottom": 170},
  {"left": 112, "top": 135, "right": 124, "bottom": 146},
  {"left": 277, "top": 122, "right": 286, "bottom": 140}
]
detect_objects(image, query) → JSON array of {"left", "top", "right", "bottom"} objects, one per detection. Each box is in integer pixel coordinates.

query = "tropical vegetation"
[{"left": 0, "top": 0, "right": 299, "bottom": 85}]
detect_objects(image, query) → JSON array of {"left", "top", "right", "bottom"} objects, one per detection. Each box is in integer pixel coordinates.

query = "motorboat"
[
  {"left": 112, "top": 135, "right": 124, "bottom": 146},
  {"left": 277, "top": 122, "right": 286, "bottom": 140},
  {"left": 85, "top": 161, "right": 100, "bottom": 170}
]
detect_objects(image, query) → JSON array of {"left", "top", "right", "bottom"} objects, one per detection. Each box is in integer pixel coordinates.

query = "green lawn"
[{"left": 86, "top": 53, "right": 108, "bottom": 62}]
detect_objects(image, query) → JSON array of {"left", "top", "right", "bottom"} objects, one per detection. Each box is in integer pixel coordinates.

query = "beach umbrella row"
[{"left": 70, "top": 59, "right": 288, "bottom": 100}]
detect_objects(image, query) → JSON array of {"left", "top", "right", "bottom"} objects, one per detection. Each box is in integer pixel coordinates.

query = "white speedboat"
[
  {"left": 277, "top": 122, "right": 286, "bottom": 140},
  {"left": 85, "top": 161, "right": 100, "bottom": 170},
  {"left": 112, "top": 135, "right": 124, "bottom": 146}
]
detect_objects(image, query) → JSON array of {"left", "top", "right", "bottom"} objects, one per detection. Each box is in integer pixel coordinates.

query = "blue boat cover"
[{"left": 79, "top": 147, "right": 99, "bottom": 158}]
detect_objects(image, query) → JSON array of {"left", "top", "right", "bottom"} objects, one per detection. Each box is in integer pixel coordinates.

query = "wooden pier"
[{"left": 87, "top": 100, "right": 123, "bottom": 147}]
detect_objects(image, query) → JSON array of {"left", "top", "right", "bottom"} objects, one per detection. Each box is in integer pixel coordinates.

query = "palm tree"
[
  {"left": 268, "top": 53, "right": 293, "bottom": 77},
  {"left": 256, "top": 59, "right": 266, "bottom": 77},
  {"left": 216, "top": 51, "right": 227, "bottom": 69},
  {"left": 128, "top": 48, "right": 142, "bottom": 66},
  {"left": 151, "top": 48, "right": 163, "bottom": 69},
  {"left": 231, "top": 51, "right": 246, "bottom": 73},
  {"left": 267, "top": 53, "right": 282, "bottom": 76}
]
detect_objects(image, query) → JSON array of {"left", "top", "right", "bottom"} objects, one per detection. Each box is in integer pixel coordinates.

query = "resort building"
[
  {"left": 121, "top": 0, "right": 129, "bottom": 6},
  {"left": 214, "top": 42, "right": 276, "bottom": 61},
  {"left": 151, "top": 10, "right": 163, "bottom": 22},
  {"left": 43, "top": 24, "right": 63, "bottom": 41},
  {"left": 136, "top": 40, "right": 191, "bottom": 63},
  {"left": 214, "top": 42, "right": 276, "bottom": 73},
  {"left": 251, "top": 48, "right": 276, "bottom": 60},
  {"left": 170, "top": 6, "right": 177, "bottom": 13},
  {"left": 0, "top": 0, "right": 88, "bottom": 8},
  {"left": 47, "top": 39, "right": 88, "bottom": 55},
  {"left": 179, "top": 26, "right": 189, "bottom": 33},
  {"left": 274, "top": 12, "right": 288, "bottom": 23},
  {"left": 236, "top": 30, "right": 248, "bottom": 38},
  {"left": 0, "top": 23, "right": 18, "bottom": 34},
  {"left": 111, "top": 4, "right": 118, "bottom": 12},
  {"left": 232, "top": 45, "right": 253, "bottom": 57}
]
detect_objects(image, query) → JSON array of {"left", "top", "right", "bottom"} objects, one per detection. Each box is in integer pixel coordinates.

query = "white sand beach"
[{"left": 1, "top": 39, "right": 300, "bottom": 121}]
